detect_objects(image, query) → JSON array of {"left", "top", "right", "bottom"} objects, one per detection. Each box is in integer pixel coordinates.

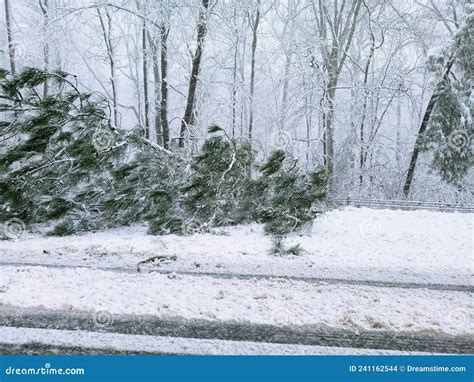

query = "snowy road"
[
  {"left": 0, "top": 262, "right": 472, "bottom": 354},
  {"left": 2, "top": 261, "right": 472, "bottom": 354},
  {"left": 0, "top": 327, "right": 426, "bottom": 355},
  {"left": 0, "top": 264, "right": 472, "bottom": 336},
  {"left": 0, "top": 208, "right": 472, "bottom": 354},
  {"left": 1, "top": 307, "right": 472, "bottom": 354}
]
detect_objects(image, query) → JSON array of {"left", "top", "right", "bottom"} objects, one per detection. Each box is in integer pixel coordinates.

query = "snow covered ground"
[
  {"left": 0, "top": 207, "right": 472, "bottom": 354},
  {"left": 0, "top": 265, "right": 472, "bottom": 336},
  {"left": 1, "top": 207, "right": 472, "bottom": 285}
]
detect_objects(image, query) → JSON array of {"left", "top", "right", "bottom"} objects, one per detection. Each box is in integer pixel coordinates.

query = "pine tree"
[
  {"left": 181, "top": 125, "right": 253, "bottom": 231},
  {"left": 126, "top": 145, "right": 185, "bottom": 235},
  {"left": 1, "top": 67, "right": 328, "bottom": 243},
  {"left": 0, "top": 67, "right": 123, "bottom": 235},
  {"left": 420, "top": 6, "right": 473, "bottom": 184},
  {"left": 257, "top": 150, "right": 327, "bottom": 255}
]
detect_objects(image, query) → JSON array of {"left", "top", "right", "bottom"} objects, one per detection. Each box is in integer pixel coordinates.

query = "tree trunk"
[
  {"left": 142, "top": 17, "right": 150, "bottom": 139},
  {"left": 359, "top": 39, "right": 375, "bottom": 188},
  {"left": 149, "top": 32, "right": 162, "bottom": 147},
  {"left": 39, "top": 0, "right": 49, "bottom": 97},
  {"left": 280, "top": 51, "right": 291, "bottom": 131},
  {"left": 160, "top": 23, "right": 170, "bottom": 149},
  {"left": 304, "top": 77, "right": 313, "bottom": 167},
  {"left": 402, "top": 55, "right": 455, "bottom": 196},
  {"left": 248, "top": 0, "right": 261, "bottom": 144},
  {"left": 396, "top": 94, "right": 402, "bottom": 165},
  {"left": 324, "top": 79, "right": 337, "bottom": 190},
  {"left": 4, "top": 0, "right": 15, "bottom": 73},
  {"left": 178, "top": 0, "right": 210, "bottom": 148},
  {"left": 231, "top": 20, "right": 239, "bottom": 139},
  {"left": 97, "top": 8, "right": 119, "bottom": 127}
]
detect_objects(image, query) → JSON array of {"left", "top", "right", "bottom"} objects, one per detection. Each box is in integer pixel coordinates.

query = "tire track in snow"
[
  {"left": 0, "top": 306, "right": 472, "bottom": 354},
  {"left": 0, "top": 342, "right": 174, "bottom": 355},
  {"left": 0, "top": 262, "right": 472, "bottom": 292}
]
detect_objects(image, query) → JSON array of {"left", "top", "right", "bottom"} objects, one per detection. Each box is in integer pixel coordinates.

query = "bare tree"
[
  {"left": 178, "top": 0, "right": 211, "bottom": 148},
  {"left": 160, "top": 22, "right": 170, "bottom": 149},
  {"left": 149, "top": 30, "right": 162, "bottom": 146},
  {"left": 248, "top": 0, "right": 261, "bottom": 144},
  {"left": 148, "top": 5, "right": 171, "bottom": 149},
  {"left": 141, "top": 12, "right": 150, "bottom": 139},
  {"left": 97, "top": 7, "right": 119, "bottom": 127},
  {"left": 358, "top": 0, "right": 384, "bottom": 187},
  {"left": 230, "top": 6, "right": 241, "bottom": 138},
  {"left": 9, "top": 0, "right": 468, "bottom": 201},
  {"left": 4, "top": 0, "right": 15, "bottom": 72},
  {"left": 310, "top": 0, "right": 362, "bottom": 190},
  {"left": 39, "top": 0, "right": 50, "bottom": 97}
]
